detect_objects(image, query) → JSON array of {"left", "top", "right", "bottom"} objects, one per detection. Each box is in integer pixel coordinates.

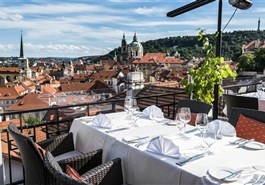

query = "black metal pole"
[{"left": 213, "top": 0, "right": 222, "bottom": 119}]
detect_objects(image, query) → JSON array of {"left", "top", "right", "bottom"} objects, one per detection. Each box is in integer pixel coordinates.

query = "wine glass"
[
  {"left": 124, "top": 96, "right": 133, "bottom": 119},
  {"left": 203, "top": 131, "right": 216, "bottom": 155},
  {"left": 175, "top": 113, "right": 186, "bottom": 138},
  {"left": 179, "top": 107, "right": 191, "bottom": 138},
  {"left": 130, "top": 99, "right": 141, "bottom": 126},
  {"left": 195, "top": 113, "right": 208, "bottom": 150}
]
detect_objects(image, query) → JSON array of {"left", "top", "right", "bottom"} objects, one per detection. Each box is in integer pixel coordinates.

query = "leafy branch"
[{"left": 181, "top": 30, "right": 237, "bottom": 104}]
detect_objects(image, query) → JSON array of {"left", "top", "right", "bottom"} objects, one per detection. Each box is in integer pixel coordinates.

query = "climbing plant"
[{"left": 181, "top": 30, "right": 237, "bottom": 104}]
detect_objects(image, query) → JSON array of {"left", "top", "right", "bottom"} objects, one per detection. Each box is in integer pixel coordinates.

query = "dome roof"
[
  {"left": 129, "top": 33, "right": 143, "bottom": 49},
  {"left": 129, "top": 41, "right": 143, "bottom": 48}
]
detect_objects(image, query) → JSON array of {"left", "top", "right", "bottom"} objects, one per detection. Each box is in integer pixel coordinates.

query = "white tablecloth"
[{"left": 70, "top": 112, "right": 265, "bottom": 185}]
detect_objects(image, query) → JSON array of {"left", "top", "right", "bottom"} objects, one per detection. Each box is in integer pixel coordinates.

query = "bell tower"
[
  {"left": 120, "top": 33, "right": 128, "bottom": 63},
  {"left": 18, "top": 31, "right": 32, "bottom": 79}
]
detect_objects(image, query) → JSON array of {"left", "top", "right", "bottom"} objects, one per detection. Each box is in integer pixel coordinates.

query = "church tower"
[
  {"left": 258, "top": 18, "right": 260, "bottom": 32},
  {"left": 128, "top": 33, "right": 144, "bottom": 59},
  {"left": 18, "top": 31, "right": 32, "bottom": 79},
  {"left": 120, "top": 33, "right": 128, "bottom": 63}
]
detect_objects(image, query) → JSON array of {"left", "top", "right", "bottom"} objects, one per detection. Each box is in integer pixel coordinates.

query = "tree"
[
  {"left": 237, "top": 53, "right": 255, "bottom": 71},
  {"left": 254, "top": 48, "right": 265, "bottom": 72},
  {"left": 181, "top": 30, "right": 237, "bottom": 104}
]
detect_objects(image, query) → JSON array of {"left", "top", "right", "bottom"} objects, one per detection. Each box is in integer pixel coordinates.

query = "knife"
[
  {"left": 176, "top": 153, "right": 205, "bottom": 166},
  {"left": 238, "top": 139, "right": 255, "bottom": 147},
  {"left": 125, "top": 136, "right": 149, "bottom": 143},
  {"left": 105, "top": 127, "right": 129, "bottom": 133},
  {"left": 220, "top": 169, "right": 244, "bottom": 181}
]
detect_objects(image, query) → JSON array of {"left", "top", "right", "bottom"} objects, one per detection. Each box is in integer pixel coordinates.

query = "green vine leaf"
[{"left": 181, "top": 30, "right": 237, "bottom": 104}]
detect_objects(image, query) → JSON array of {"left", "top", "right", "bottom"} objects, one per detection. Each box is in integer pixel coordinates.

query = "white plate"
[
  {"left": 243, "top": 141, "right": 265, "bottom": 150},
  {"left": 208, "top": 167, "right": 239, "bottom": 182}
]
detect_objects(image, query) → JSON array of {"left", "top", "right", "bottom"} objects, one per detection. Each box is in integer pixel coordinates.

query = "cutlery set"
[
  {"left": 175, "top": 153, "right": 205, "bottom": 166},
  {"left": 230, "top": 138, "right": 255, "bottom": 147},
  {"left": 244, "top": 174, "right": 265, "bottom": 185}
]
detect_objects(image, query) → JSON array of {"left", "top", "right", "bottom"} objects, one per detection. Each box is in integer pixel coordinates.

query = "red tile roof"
[
  {"left": 0, "top": 67, "right": 19, "bottom": 73},
  {"left": 6, "top": 93, "right": 48, "bottom": 111},
  {"left": 0, "top": 87, "right": 20, "bottom": 100},
  {"left": 41, "top": 84, "right": 57, "bottom": 94},
  {"left": 133, "top": 53, "right": 185, "bottom": 64}
]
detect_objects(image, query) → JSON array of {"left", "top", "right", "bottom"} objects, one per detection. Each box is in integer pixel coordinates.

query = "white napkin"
[
  {"left": 205, "top": 120, "right": 236, "bottom": 139},
  {"left": 142, "top": 105, "right": 164, "bottom": 120},
  {"left": 92, "top": 113, "right": 112, "bottom": 129},
  {"left": 146, "top": 136, "right": 180, "bottom": 158},
  {"left": 255, "top": 91, "right": 265, "bottom": 99}
]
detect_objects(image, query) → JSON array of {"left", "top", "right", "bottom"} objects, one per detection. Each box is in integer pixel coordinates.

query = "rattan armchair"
[
  {"left": 45, "top": 151, "right": 124, "bottom": 185},
  {"left": 7, "top": 123, "right": 103, "bottom": 185}
]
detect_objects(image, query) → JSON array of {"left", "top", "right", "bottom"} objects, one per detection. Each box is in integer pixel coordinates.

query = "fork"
[
  {"left": 254, "top": 174, "right": 265, "bottom": 185},
  {"left": 244, "top": 174, "right": 259, "bottom": 185}
]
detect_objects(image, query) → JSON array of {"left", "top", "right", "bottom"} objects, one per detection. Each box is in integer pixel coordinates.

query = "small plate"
[
  {"left": 208, "top": 167, "right": 239, "bottom": 182},
  {"left": 243, "top": 141, "right": 265, "bottom": 150}
]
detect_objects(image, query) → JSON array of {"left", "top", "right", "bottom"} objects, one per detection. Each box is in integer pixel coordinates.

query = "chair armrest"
[
  {"left": 58, "top": 149, "right": 103, "bottom": 175},
  {"left": 38, "top": 133, "right": 75, "bottom": 156},
  {"left": 82, "top": 158, "right": 123, "bottom": 185}
]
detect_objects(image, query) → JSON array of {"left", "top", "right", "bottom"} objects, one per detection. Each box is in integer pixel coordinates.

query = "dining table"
[{"left": 70, "top": 111, "right": 265, "bottom": 185}]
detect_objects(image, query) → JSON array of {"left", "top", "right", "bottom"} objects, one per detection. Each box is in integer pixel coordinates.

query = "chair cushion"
[
  {"left": 35, "top": 143, "right": 46, "bottom": 159},
  {"left": 65, "top": 165, "right": 83, "bottom": 181},
  {"left": 236, "top": 114, "right": 265, "bottom": 143},
  {"left": 189, "top": 113, "right": 197, "bottom": 126},
  {"left": 55, "top": 150, "right": 83, "bottom": 161}
]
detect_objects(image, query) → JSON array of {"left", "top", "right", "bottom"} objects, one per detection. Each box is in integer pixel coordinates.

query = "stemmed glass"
[
  {"left": 195, "top": 113, "right": 208, "bottom": 150},
  {"left": 203, "top": 131, "right": 217, "bottom": 155},
  {"left": 130, "top": 99, "right": 141, "bottom": 126},
  {"left": 124, "top": 96, "right": 133, "bottom": 119},
  {"left": 179, "top": 107, "right": 191, "bottom": 139},
  {"left": 175, "top": 113, "right": 186, "bottom": 139}
]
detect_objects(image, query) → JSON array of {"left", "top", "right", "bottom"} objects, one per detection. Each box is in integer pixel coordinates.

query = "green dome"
[{"left": 129, "top": 41, "right": 142, "bottom": 49}]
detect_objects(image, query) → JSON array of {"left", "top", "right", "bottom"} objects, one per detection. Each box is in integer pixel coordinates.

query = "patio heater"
[{"left": 167, "top": 0, "right": 252, "bottom": 119}]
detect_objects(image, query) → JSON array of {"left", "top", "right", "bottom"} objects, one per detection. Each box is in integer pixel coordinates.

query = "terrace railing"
[{"left": 0, "top": 91, "right": 187, "bottom": 185}]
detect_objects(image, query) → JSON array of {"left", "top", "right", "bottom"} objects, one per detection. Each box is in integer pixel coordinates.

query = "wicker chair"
[
  {"left": 223, "top": 94, "right": 258, "bottom": 118},
  {"left": 45, "top": 151, "right": 124, "bottom": 185},
  {"left": 228, "top": 107, "right": 265, "bottom": 127},
  {"left": 7, "top": 123, "right": 103, "bottom": 185},
  {"left": 176, "top": 99, "right": 212, "bottom": 114}
]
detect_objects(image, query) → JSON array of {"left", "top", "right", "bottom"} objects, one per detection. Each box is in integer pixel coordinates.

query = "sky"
[{"left": 0, "top": 0, "right": 264, "bottom": 58}]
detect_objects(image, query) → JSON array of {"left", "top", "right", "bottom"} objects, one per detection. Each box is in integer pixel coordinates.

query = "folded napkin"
[
  {"left": 92, "top": 113, "right": 112, "bottom": 129},
  {"left": 205, "top": 120, "right": 236, "bottom": 139},
  {"left": 254, "top": 91, "right": 265, "bottom": 99},
  {"left": 146, "top": 136, "right": 180, "bottom": 158},
  {"left": 142, "top": 105, "right": 164, "bottom": 120}
]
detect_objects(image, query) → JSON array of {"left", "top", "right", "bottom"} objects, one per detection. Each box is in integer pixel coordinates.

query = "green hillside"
[{"left": 95, "top": 30, "right": 265, "bottom": 62}]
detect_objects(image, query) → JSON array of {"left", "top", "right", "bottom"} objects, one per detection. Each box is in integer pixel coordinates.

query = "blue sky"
[{"left": 0, "top": 0, "right": 264, "bottom": 57}]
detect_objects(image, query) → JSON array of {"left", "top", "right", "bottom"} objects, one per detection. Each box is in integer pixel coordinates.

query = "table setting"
[{"left": 70, "top": 105, "right": 265, "bottom": 185}]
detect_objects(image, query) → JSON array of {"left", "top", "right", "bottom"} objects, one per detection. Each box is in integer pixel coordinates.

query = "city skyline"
[{"left": 0, "top": 0, "right": 264, "bottom": 58}]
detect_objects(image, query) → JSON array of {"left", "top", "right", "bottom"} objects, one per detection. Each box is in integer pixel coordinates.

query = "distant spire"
[
  {"left": 133, "top": 32, "right": 137, "bottom": 42},
  {"left": 258, "top": 18, "right": 261, "bottom": 32},
  {"left": 123, "top": 32, "right": 125, "bottom": 39},
  {"left": 20, "top": 30, "right": 24, "bottom": 58}
]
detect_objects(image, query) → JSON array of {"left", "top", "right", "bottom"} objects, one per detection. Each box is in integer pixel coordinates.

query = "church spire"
[
  {"left": 258, "top": 18, "right": 261, "bottom": 32},
  {"left": 20, "top": 30, "right": 24, "bottom": 58},
  {"left": 133, "top": 32, "right": 137, "bottom": 42}
]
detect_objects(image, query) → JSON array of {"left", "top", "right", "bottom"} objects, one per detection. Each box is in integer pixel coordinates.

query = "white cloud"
[
  {"left": 0, "top": 10, "right": 23, "bottom": 21},
  {"left": 121, "top": 19, "right": 217, "bottom": 27},
  {"left": 0, "top": 43, "right": 111, "bottom": 57},
  {"left": 1, "top": 3, "right": 121, "bottom": 15},
  {"left": 134, "top": 6, "right": 167, "bottom": 15}
]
